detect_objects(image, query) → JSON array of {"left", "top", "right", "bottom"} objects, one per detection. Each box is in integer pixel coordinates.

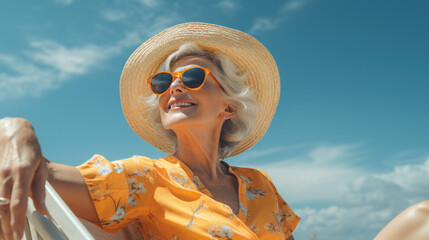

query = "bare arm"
[
  {"left": 47, "top": 161, "right": 99, "bottom": 224},
  {"left": 374, "top": 201, "right": 429, "bottom": 240}
]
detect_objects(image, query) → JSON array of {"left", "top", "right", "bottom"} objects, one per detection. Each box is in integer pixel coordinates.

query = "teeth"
[{"left": 170, "top": 102, "right": 193, "bottom": 109}]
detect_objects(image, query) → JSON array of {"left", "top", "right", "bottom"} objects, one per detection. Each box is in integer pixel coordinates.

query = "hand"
[{"left": 0, "top": 117, "right": 48, "bottom": 240}]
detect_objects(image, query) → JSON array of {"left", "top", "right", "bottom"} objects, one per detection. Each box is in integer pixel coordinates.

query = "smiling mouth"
[{"left": 168, "top": 102, "right": 196, "bottom": 110}]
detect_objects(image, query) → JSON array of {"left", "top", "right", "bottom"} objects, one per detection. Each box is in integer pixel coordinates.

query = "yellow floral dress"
[{"left": 77, "top": 154, "right": 300, "bottom": 239}]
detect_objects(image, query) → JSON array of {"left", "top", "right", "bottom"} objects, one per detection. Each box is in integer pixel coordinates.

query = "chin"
[{"left": 162, "top": 114, "right": 196, "bottom": 130}]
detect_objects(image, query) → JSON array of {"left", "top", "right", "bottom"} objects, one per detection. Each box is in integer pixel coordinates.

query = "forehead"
[{"left": 170, "top": 56, "right": 215, "bottom": 72}]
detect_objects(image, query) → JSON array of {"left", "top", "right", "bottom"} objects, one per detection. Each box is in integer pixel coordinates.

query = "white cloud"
[
  {"left": 375, "top": 161, "right": 429, "bottom": 202},
  {"left": 0, "top": 41, "right": 101, "bottom": 99},
  {"left": 141, "top": 14, "right": 182, "bottom": 37},
  {"left": 29, "top": 41, "right": 107, "bottom": 77},
  {"left": 99, "top": 2, "right": 182, "bottom": 39},
  {"left": 283, "top": 0, "right": 308, "bottom": 12},
  {"left": 250, "top": 144, "right": 364, "bottom": 204},
  {"left": 295, "top": 156, "right": 429, "bottom": 239},
  {"left": 271, "top": 162, "right": 362, "bottom": 203},
  {"left": 53, "top": 0, "right": 73, "bottom": 5},
  {"left": 249, "top": 18, "right": 280, "bottom": 35},
  {"left": 309, "top": 144, "right": 360, "bottom": 164},
  {"left": 102, "top": 10, "right": 128, "bottom": 22},
  {"left": 232, "top": 146, "right": 284, "bottom": 162},
  {"left": 217, "top": 0, "right": 239, "bottom": 11},
  {"left": 0, "top": 55, "right": 57, "bottom": 99},
  {"left": 246, "top": 144, "right": 429, "bottom": 239},
  {"left": 249, "top": 0, "right": 310, "bottom": 34},
  {"left": 0, "top": 1, "right": 182, "bottom": 101},
  {"left": 138, "top": 0, "right": 159, "bottom": 8},
  {"left": 0, "top": 33, "right": 139, "bottom": 100}
]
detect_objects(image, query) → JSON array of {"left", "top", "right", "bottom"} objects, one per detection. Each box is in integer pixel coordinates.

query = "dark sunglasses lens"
[
  {"left": 151, "top": 72, "right": 172, "bottom": 94},
  {"left": 182, "top": 68, "right": 206, "bottom": 89}
]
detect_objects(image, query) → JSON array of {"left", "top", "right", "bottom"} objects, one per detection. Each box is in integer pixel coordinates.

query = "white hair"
[{"left": 142, "top": 43, "right": 259, "bottom": 159}]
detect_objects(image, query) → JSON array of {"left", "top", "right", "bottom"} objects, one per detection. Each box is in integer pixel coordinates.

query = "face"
[{"left": 158, "top": 56, "right": 233, "bottom": 131}]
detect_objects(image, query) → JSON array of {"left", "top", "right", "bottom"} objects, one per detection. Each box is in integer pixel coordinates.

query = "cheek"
[
  {"left": 157, "top": 95, "right": 168, "bottom": 113},
  {"left": 201, "top": 92, "right": 227, "bottom": 115},
  {"left": 157, "top": 96, "right": 168, "bottom": 122},
  {"left": 158, "top": 103, "right": 167, "bottom": 121}
]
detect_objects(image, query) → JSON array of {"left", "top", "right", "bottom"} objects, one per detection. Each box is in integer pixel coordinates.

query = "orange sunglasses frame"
[{"left": 147, "top": 66, "right": 223, "bottom": 95}]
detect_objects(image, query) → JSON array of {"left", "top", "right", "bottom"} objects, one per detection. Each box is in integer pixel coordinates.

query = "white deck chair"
[{"left": 24, "top": 182, "right": 140, "bottom": 240}]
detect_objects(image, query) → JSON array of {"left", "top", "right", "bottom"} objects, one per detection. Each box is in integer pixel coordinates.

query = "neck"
[{"left": 173, "top": 124, "right": 227, "bottom": 181}]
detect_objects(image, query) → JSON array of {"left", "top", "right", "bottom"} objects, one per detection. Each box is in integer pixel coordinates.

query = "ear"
[{"left": 223, "top": 105, "right": 235, "bottom": 120}]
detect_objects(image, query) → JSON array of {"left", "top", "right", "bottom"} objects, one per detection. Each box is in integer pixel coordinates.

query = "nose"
[{"left": 169, "top": 77, "right": 186, "bottom": 95}]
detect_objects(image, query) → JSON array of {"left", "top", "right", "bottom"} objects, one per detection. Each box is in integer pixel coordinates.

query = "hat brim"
[{"left": 120, "top": 22, "right": 280, "bottom": 157}]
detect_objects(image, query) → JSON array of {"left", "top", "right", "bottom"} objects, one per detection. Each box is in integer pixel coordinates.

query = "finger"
[
  {"left": 9, "top": 173, "right": 32, "bottom": 240},
  {"left": 30, "top": 163, "right": 48, "bottom": 215},
  {"left": 0, "top": 222, "right": 3, "bottom": 240},
  {"left": 0, "top": 176, "right": 13, "bottom": 240},
  {"left": 0, "top": 205, "right": 12, "bottom": 240},
  {"left": 0, "top": 208, "right": 12, "bottom": 240}
]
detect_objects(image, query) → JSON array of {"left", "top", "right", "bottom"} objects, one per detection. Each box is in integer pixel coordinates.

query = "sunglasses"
[{"left": 147, "top": 66, "right": 222, "bottom": 95}]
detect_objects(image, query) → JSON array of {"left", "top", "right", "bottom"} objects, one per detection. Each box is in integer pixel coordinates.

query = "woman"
[
  {"left": 0, "top": 22, "right": 428, "bottom": 240},
  {"left": 0, "top": 23, "right": 299, "bottom": 240}
]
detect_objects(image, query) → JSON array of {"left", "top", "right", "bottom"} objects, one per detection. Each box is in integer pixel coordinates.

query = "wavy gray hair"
[{"left": 142, "top": 43, "right": 259, "bottom": 159}]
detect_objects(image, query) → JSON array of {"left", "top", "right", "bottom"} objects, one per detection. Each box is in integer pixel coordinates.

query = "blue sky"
[{"left": 1, "top": 0, "right": 428, "bottom": 239}]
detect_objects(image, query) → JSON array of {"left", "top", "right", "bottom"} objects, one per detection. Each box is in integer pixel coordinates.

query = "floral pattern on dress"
[
  {"left": 208, "top": 224, "right": 234, "bottom": 239},
  {"left": 83, "top": 155, "right": 153, "bottom": 228},
  {"left": 222, "top": 204, "right": 234, "bottom": 218},
  {"left": 239, "top": 175, "right": 252, "bottom": 184},
  {"left": 147, "top": 231, "right": 164, "bottom": 240},
  {"left": 239, "top": 202, "right": 248, "bottom": 216},
  {"left": 97, "top": 164, "right": 112, "bottom": 175},
  {"left": 77, "top": 155, "right": 300, "bottom": 239},
  {"left": 186, "top": 202, "right": 208, "bottom": 228},
  {"left": 128, "top": 177, "right": 147, "bottom": 194},
  {"left": 169, "top": 167, "right": 195, "bottom": 189},
  {"left": 91, "top": 156, "right": 103, "bottom": 167},
  {"left": 110, "top": 205, "right": 126, "bottom": 222},
  {"left": 246, "top": 186, "right": 266, "bottom": 200},
  {"left": 113, "top": 162, "right": 123, "bottom": 174},
  {"left": 275, "top": 209, "right": 289, "bottom": 225},
  {"left": 192, "top": 176, "right": 202, "bottom": 187},
  {"left": 127, "top": 177, "right": 146, "bottom": 206},
  {"left": 264, "top": 222, "right": 278, "bottom": 233},
  {"left": 264, "top": 208, "right": 292, "bottom": 234},
  {"left": 87, "top": 183, "right": 129, "bottom": 227},
  {"left": 248, "top": 224, "right": 259, "bottom": 231}
]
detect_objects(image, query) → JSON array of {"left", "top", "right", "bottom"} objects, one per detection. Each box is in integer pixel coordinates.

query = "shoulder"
[
  {"left": 113, "top": 155, "right": 156, "bottom": 169},
  {"left": 232, "top": 165, "right": 301, "bottom": 237},
  {"left": 230, "top": 165, "right": 268, "bottom": 177},
  {"left": 231, "top": 165, "right": 276, "bottom": 190},
  {"left": 375, "top": 201, "right": 429, "bottom": 240},
  {"left": 77, "top": 154, "right": 160, "bottom": 176}
]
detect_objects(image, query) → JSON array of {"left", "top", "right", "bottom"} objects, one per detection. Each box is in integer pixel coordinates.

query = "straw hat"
[{"left": 120, "top": 22, "right": 280, "bottom": 157}]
